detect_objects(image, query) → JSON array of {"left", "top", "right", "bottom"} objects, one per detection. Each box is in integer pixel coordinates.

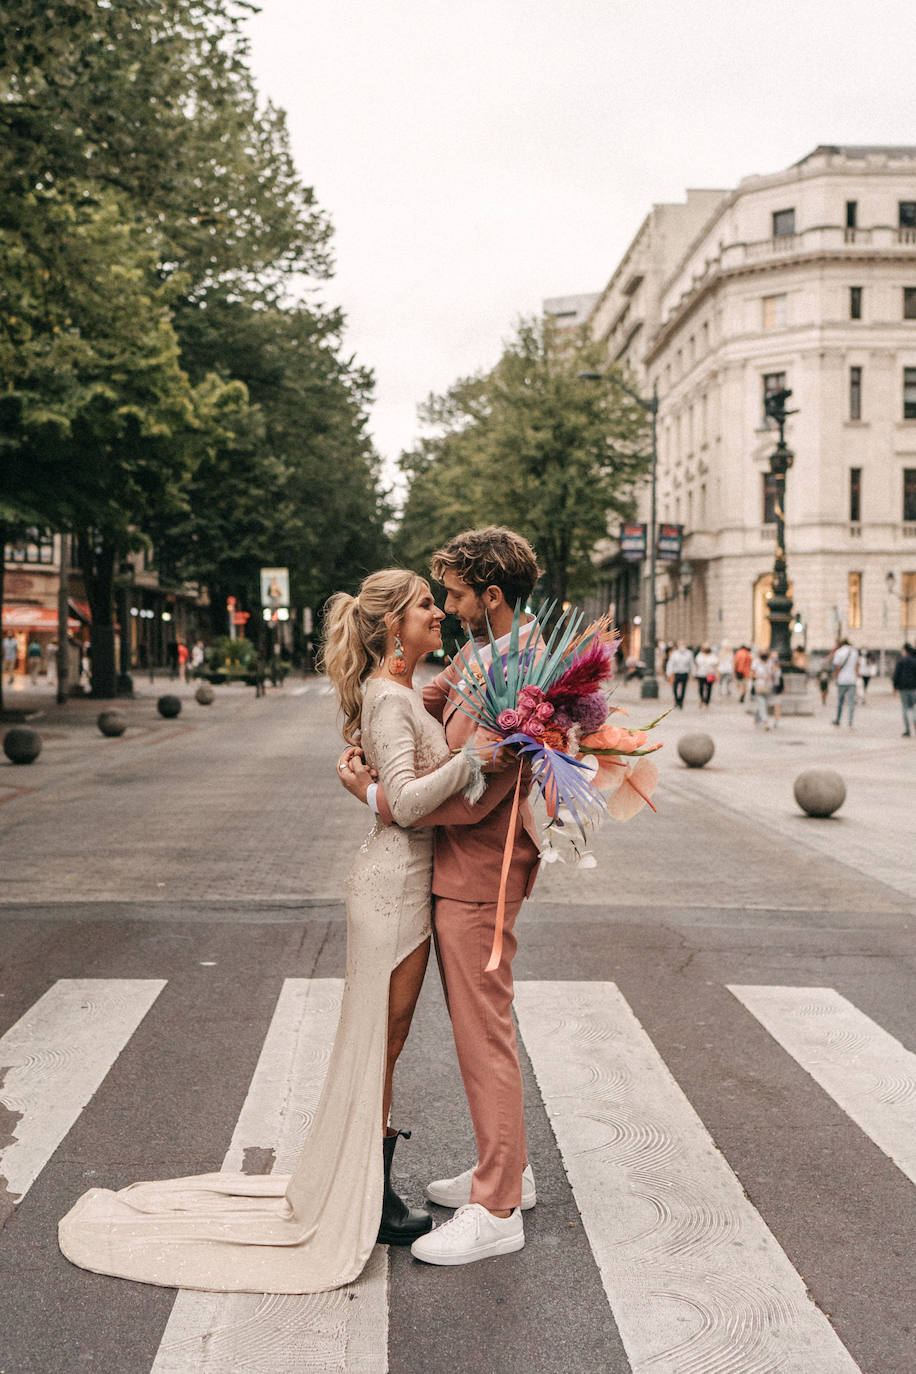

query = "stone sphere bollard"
[
  {"left": 157, "top": 694, "right": 182, "bottom": 719},
  {"left": 97, "top": 710, "right": 127, "bottom": 737},
  {"left": 677, "top": 732, "right": 715, "bottom": 768},
  {"left": 195, "top": 684, "right": 215, "bottom": 706},
  {"left": 3, "top": 726, "right": 42, "bottom": 765},
  {"left": 794, "top": 768, "right": 846, "bottom": 818}
]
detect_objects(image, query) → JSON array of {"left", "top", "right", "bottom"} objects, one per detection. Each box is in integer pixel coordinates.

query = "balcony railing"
[{"left": 660, "top": 224, "right": 916, "bottom": 328}]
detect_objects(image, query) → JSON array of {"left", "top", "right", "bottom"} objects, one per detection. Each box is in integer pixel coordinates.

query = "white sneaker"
[
  {"left": 410, "top": 1204, "right": 524, "bottom": 1265},
  {"left": 426, "top": 1162, "right": 536, "bottom": 1210}
]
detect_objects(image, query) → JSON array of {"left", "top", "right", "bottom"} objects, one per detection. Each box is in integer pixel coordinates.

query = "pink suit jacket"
[{"left": 375, "top": 644, "right": 541, "bottom": 904}]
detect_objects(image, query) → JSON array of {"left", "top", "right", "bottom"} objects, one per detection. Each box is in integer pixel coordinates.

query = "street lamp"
[
  {"left": 578, "top": 370, "right": 660, "bottom": 697},
  {"left": 762, "top": 387, "right": 798, "bottom": 670}
]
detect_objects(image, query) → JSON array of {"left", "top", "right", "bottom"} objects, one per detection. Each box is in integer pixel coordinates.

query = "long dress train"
[{"left": 58, "top": 680, "right": 479, "bottom": 1293}]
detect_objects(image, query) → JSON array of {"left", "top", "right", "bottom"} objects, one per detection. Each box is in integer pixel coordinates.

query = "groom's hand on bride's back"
[{"left": 336, "top": 746, "right": 377, "bottom": 804}]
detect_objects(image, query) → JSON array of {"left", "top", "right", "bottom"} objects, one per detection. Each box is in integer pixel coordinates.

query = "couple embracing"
[{"left": 59, "top": 526, "right": 543, "bottom": 1293}]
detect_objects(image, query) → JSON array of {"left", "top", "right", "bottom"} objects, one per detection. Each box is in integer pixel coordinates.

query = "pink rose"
[
  {"left": 525, "top": 718, "right": 546, "bottom": 738},
  {"left": 535, "top": 702, "right": 554, "bottom": 722},
  {"left": 518, "top": 685, "right": 544, "bottom": 707},
  {"left": 497, "top": 709, "right": 522, "bottom": 731}
]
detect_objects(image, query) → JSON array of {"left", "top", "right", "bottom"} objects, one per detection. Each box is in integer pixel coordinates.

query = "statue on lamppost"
[{"left": 763, "top": 387, "right": 798, "bottom": 669}]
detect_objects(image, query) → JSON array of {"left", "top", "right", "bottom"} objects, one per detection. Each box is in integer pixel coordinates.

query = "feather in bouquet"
[{"left": 450, "top": 603, "right": 665, "bottom": 969}]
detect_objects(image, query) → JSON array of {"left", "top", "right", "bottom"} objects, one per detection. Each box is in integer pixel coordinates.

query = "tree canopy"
[
  {"left": 395, "top": 315, "right": 651, "bottom": 606},
  {"left": 0, "top": 0, "right": 388, "bottom": 697}
]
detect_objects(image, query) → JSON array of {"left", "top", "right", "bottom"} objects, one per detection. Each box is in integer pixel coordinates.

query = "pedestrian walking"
[
  {"left": 666, "top": 642, "right": 695, "bottom": 709},
  {"left": 733, "top": 644, "right": 752, "bottom": 702},
  {"left": 694, "top": 644, "right": 717, "bottom": 708},
  {"left": 3, "top": 630, "right": 18, "bottom": 684},
  {"left": 750, "top": 649, "right": 776, "bottom": 729},
  {"left": 717, "top": 643, "right": 734, "bottom": 696},
  {"left": 770, "top": 656, "right": 783, "bottom": 728},
  {"left": 46, "top": 638, "right": 58, "bottom": 685},
  {"left": 27, "top": 637, "right": 42, "bottom": 685},
  {"left": 859, "top": 650, "right": 877, "bottom": 702},
  {"left": 892, "top": 643, "right": 916, "bottom": 737},
  {"left": 190, "top": 639, "right": 205, "bottom": 675},
  {"left": 177, "top": 641, "right": 189, "bottom": 682},
  {"left": 832, "top": 638, "right": 860, "bottom": 728}
]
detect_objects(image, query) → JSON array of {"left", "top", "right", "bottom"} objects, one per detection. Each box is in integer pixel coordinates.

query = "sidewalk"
[{"left": 0, "top": 674, "right": 308, "bottom": 803}]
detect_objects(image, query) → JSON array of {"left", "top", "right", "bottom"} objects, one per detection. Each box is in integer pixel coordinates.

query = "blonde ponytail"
[{"left": 320, "top": 569, "right": 426, "bottom": 743}]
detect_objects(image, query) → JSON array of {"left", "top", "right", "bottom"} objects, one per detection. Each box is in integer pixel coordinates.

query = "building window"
[
  {"left": 848, "top": 573, "right": 862, "bottom": 629},
  {"left": 849, "top": 367, "right": 862, "bottom": 420},
  {"left": 4, "top": 531, "right": 54, "bottom": 565},
  {"left": 850, "top": 286, "right": 862, "bottom": 319},
  {"left": 762, "top": 294, "right": 787, "bottom": 330},
  {"left": 772, "top": 208, "right": 795, "bottom": 238},
  {"left": 903, "top": 572, "right": 916, "bottom": 628},
  {"left": 849, "top": 467, "right": 862, "bottom": 522},
  {"left": 900, "top": 203, "right": 916, "bottom": 229},
  {"left": 904, "top": 288, "right": 916, "bottom": 320},
  {"left": 905, "top": 370, "right": 916, "bottom": 421},
  {"left": 905, "top": 469, "right": 916, "bottom": 521},
  {"left": 762, "top": 472, "right": 778, "bottom": 524},
  {"left": 846, "top": 201, "right": 858, "bottom": 229},
  {"left": 763, "top": 372, "right": 786, "bottom": 412}
]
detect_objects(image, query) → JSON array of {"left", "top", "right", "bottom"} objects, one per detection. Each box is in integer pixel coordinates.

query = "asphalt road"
[{"left": 1, "top": 678, "right": 914, "bottom": 1374}]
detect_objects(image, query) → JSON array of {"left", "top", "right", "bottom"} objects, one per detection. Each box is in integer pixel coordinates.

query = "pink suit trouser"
[{"left": 433, "top": 894, "right": 527, "bottom": 1212}]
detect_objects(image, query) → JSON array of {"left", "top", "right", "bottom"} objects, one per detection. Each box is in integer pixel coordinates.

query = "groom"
[{"left": 338, "top": 526, "right": 542, "bottom": 1265}]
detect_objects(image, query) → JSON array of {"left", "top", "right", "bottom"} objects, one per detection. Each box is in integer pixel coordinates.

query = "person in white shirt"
[
  {"left": 750, "top": 650, "right": 777, "bottom": 729},
  {"left": 832, "top": 639, "right": 860, "bottom": 727},
  {"left": 665, "top": 642, "right": 695, "bottom": 709},
  {"left": 693, "top": 645, "right": 718, "bottom": 708},
  {"left": 716, "top": 643, "right": 734, "bottom": 696}
]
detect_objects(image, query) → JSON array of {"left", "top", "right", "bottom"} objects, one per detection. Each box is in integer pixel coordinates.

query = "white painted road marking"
[
  {"left": 150, "top": 978, "right": 388, "bottom": 1374},
  {"left": 515, "top": 981, "right": 861, "bottom": 1374},
  {"left": 0, "top": 979, "right": 166, "bottom": 1224},
  {"left": 729, "top": 984, "right": 916, "bottom": 1185}
]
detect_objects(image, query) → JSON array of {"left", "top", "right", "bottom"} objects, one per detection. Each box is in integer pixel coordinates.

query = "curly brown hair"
[{"left": 430, "top": 526, "right": 541, "bottom": 609}]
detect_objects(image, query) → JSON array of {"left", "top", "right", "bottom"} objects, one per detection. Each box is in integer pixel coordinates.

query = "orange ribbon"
[{"left": 485, "top": 759, "right": 525, "bottom": 974}]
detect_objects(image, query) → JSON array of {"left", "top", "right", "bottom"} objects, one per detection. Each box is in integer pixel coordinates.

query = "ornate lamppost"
[{"left": 762, "top": 387, "right": 798, "bottom": 669}]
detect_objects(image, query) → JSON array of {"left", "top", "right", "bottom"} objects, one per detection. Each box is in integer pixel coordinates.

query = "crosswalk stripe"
[
  {"left": 0, "top": 979, "right": 166, "bottom": 1227},
  {"left": 729, "top": 985, "right": 916, "bottom": 1186},
  {"left": 514, "top": 981, "right": 861, "bottom": 1374},
  {"left": 150, "top": 978, "right": 388, "bottom": 1374}
]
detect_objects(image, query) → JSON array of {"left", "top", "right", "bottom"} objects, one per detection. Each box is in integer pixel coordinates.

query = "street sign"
[
  {"left": 620, "top": 522, "right": 647, "bottom": 562},
  {"left": 657, "top": 523, "right": 683, "bottom": 562},
  {"left": 259, "top": 567, "right": 290, "bottom": 609},
  {"left": 233, "top": 611, "right": 250, "bottom": 626}
]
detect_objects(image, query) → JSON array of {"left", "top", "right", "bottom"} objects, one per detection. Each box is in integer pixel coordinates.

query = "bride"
[{"left": 59, "top": 569, "right": 487, "bottom": 1293}]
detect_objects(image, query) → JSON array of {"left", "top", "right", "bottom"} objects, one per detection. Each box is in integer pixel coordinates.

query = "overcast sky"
[{"left": 246, "top": 0, "right": 914, "bottom": 479}]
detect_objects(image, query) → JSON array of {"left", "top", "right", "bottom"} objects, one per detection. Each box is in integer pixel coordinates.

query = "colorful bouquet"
[{"left": 451, "top": 603, "right": 665, "bottom": 968}]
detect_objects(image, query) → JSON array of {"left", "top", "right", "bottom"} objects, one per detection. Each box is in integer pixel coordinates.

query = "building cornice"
[{"left": 645, "top": 243, "right": 916, "bottom": 366}]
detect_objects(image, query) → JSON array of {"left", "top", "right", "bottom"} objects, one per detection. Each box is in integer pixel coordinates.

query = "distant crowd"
[{"left": 653, "top": 638, "right": 916, "bottom": 736}]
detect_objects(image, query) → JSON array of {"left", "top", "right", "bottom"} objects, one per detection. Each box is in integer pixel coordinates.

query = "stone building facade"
[{"left": 587, "top": 146, "right": 916, "bottom": 660}]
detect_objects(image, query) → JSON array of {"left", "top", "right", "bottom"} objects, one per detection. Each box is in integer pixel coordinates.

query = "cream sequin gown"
[{"left": 58, "top": 681, "right": 477, "bottom": 1293}]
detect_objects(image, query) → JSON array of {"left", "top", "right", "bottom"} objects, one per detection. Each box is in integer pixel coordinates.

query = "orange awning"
[{"left": 2, "top": 604, "right": 80, "bottom": 632}]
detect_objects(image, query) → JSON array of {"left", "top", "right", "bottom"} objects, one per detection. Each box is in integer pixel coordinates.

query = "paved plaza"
[{"left": 0, "top": 672, "right": 914, "bottom": 1373}]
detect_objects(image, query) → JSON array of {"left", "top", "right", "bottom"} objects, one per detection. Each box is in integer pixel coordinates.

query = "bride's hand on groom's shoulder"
[{"left": 336, "top": 746, "right": 377, "bottom": 803}]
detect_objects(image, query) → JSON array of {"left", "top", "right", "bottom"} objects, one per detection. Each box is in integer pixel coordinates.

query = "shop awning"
[
  {"left": 2, "top": 604, "right": 80, "bottom": 632},
  {"left": 68, "top": 598, "right": 92, "bottom": 623}
]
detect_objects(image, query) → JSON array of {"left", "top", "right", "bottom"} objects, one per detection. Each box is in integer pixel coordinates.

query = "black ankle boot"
[{"left": 377, "top": 1129, "right": 433, "bottom": 1246}]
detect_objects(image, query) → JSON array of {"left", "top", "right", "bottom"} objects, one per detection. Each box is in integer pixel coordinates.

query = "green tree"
[
  {"left": 0, "top": 191, "right": 245, "bottom": 695},
  {"left": 1, "top": 0, "right": 346, "bottom": 685},
  {"left": 396, "top": 315, "right": 651, "bottom": 606},
  {"left": 158, "top": 294, "right": 390, "bottom": 630}
]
